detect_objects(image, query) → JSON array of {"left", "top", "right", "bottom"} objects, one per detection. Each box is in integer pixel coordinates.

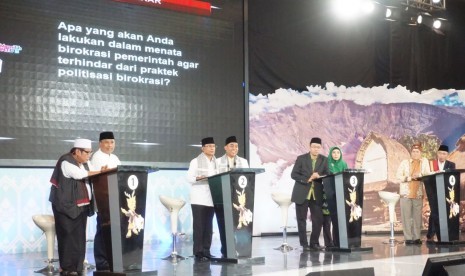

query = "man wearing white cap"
[
  {"left": 90, "top": 131, "right": 121, "bottom": 271},
  {"left": 49, "top": 138, "right": 102, "bottom": 275}
]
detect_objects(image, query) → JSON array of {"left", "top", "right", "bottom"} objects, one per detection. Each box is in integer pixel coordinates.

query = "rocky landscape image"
[{"left": 249, "top": 86, "right": 465, "bottom": 233}]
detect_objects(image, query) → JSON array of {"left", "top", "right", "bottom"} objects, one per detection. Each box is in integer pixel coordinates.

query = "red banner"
[{"left": 112, "top": 0, "right": 212, "bottom": 16}]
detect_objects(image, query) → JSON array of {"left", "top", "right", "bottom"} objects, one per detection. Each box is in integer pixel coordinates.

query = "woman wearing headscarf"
[{"left": 323, "top": 146, "right": 348, "bottom": 248}]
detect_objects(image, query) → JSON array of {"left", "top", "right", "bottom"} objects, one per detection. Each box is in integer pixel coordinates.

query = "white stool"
[
  {"left": 271, "top": 192, "right": 294, "bottom": 252},
  {"left": 378, "top": 191, "right": 401, "bottom": 245},
  {"left": 159, "top": 195, "right": 186, "bottom": 262},
  {"left": 32, "top": 214, "right": 59, "bottom": 274}
]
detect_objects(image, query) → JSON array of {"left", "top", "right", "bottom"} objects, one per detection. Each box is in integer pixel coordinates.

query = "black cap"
[
  {"left": 438, "top": 144, "right": 449, "bottom": 152},
  {"left": 310, "top": 137, "right": 322, "bottom": 145},
  {"left": 99, "top": 131, "right": 115, "bottom": 141},
  {"left": 225, "top": 136, "right": 237, "bottom": 145},
  {"left": 201, "top": 137, "right": 215, "bottom": 146}
]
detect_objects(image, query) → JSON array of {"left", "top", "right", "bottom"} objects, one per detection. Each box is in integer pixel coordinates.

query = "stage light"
[
  {"left": 417, "top": 14, "right": 423, "bottom": 24},
  {"left": 330, "top": 0, "right": 376, "bottom": 20},
  {"left": 386, "top": 8, "right": 392, "bottom": 18},
  {"left": 384, "top": 6, "right": 402, "bottom": 21},
  {"left": 433, "top": 19, "right": 441, "bottom": 29},
  {"left": 362, "top": 1, "right": 375, "bottom": 14},
  {"left": 432, "top": 0, "right": 441, "bottom": 3}
]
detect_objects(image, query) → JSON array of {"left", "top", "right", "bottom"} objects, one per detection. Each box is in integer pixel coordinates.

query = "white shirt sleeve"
[
  {"left": 61, "top": 160, "right": 88, "bottom": 179},
  {"left": 187, "top": 158, "right": 198, "bottom": 184},
  {"left": 241, "top": 157, "right": 250, "bottom": 168}
]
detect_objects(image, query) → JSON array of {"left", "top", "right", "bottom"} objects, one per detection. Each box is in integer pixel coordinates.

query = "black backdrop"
[{"left": 249, "top": 0, "right": 465, "bottom": 95}]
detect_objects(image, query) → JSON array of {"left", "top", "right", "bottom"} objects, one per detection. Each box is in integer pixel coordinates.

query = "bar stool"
[
  {"left": 159, "top": 195, "right": 187, "bottom": 262},
  {"left": 378, "top": 191, "right": 401, "bottom": 245},
  {"left": 271, "top": 192, "right": 294, "bottom": 252},
  {"left": 32, "top": 214, "right": 59, "bottom": 274}
]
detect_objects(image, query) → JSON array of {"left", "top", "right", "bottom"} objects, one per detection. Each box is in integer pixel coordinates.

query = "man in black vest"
[
  {"left": 291, "top": 137, "right": 329, "bottom": 251},
  {"left": 49, "top": 138, "right": 102, "bottom": 275}
]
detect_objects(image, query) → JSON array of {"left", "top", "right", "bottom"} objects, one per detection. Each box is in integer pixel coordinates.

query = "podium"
[
  {"left": 207, "top": 168, "right": 265, "bottom": 264},
  {"left": 322, "top": 170, "right": 372, "bottom": 252},
  {"left": 422, "top": 169, "right": 465, "bottom": 245},
  {"left": 90, "top": 165, "right": 157, "bottom": 275}
]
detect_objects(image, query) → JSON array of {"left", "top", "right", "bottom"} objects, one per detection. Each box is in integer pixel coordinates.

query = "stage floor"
[{"left": 2, "top": 234, "right": 465, "bottom": 275}]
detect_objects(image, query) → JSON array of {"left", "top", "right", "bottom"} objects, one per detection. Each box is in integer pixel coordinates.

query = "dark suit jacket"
[
  {"left": 291, "top": 153, "right": 329, "bottom": 206},
  {"left": 444, "top": 160, "right": 456, "bottom": 170},
  {"left": 430, "top": 159, "right": 456, "bottom": 171}
]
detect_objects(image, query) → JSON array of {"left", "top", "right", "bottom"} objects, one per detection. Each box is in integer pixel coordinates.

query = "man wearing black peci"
[
  {"left": 426, "top": 144, "right": 456, "bottom": 243},
  {"left": 291, "top": 137, "right": 330, "bottom": 251}
]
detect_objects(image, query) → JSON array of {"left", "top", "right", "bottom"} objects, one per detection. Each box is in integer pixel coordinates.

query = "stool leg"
[
  {"left": 274, "top": 208, "right": 294, "bottom": 252},
  {"left": 163, "top": 209, "right": 186, "bottom": 262},
  {"left": 390, "top": 222, "right": 395, "bottom": 241},
  {"left": 383, "top": 204, "right": 400, "bottom": 245},
  {"left": 172, "top": 233, "right": 177, "bottom": 255},
  {"left": 34, "top": 231, "right": 59, "bottom": 274},
  {"left": 274, "top": 226, "right": 293, "bottom": 252}
]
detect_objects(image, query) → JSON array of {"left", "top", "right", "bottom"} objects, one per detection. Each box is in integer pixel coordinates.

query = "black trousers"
[
  {"left": 94, "top": 213, "right": 109, "bottom": 270},
  {"left": 52, "top": 205, "right": 87, "bottom": 273},
  {"left": 191, "top": 204, "right": 214, "bottom": 256},
  {"left": 322, "top": 215, "right": 333, "bottom": 246},
  {"left": 427, "top": 199, "right": 440, "bottom": 241},
  {"left": 296, "top": 199, "right": 323, "bottom": 246},
  {"left": 214, "top": 204, "right": 227, "bottom": 256}
]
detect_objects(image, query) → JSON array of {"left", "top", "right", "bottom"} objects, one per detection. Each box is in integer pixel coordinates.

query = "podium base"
[
  {"left": 436, "top": 240, "right": 465, "bottom": 246},
  {"left": 383, "top": 239, "right": 402, "bottom": 245},
  {"left": 326, "top": 246, "right": 373, "bottom": 253},
  {"left": 94, "top": 270, "right": 157, "bottom": 276},
  {"left": 162, "top": 253, "right": 187, "bottom": 262},
  {"left": 211, "top": 256, "right": 265, "bottom": 264}
]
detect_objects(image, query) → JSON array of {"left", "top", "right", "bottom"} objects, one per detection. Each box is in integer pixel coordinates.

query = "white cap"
[{"left": 74, "top": 138, "right": 92, "bottom": 149}]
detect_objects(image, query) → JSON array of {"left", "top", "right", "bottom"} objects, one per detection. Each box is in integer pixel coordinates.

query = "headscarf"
[{"left": 328, "top": 146, "right": 348, "bottom": 174}]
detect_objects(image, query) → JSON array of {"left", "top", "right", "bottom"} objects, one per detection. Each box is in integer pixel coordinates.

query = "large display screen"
[{"left": 0, "top": 0, "right": 245, "bottom": 166}]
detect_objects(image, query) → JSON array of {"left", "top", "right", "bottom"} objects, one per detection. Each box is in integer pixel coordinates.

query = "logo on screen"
[
  {"left": 0, "top": 43, "right": 22, "bottom": 54},
  {"left": 449, "top": 175, "right": 456, "bottom": 186}
]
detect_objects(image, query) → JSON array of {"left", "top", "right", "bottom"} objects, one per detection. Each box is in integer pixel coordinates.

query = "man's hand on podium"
[
  {"left": 308, "top": 172, "right": 320, "bottom": 182},
  {"left": 196, "top": 176, "right": 207, "bottom": 181}
]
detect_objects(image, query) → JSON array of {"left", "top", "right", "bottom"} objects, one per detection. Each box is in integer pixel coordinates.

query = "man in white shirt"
[
  {"left": 216, "top": 136, "right": 249, "bottom": 257},
  {"left": 217, "top": 136, "right": 249, "bottom": 173},
  {"left": 90, "top": 131, "right": 121, "bottom": 271},
  {"left": 187, "top": 137, "right": 218, "bottom": 262}
]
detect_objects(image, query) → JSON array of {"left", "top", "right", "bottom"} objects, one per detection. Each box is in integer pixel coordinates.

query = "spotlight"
[
  {"left": 385, "top": 8, "right": 392, "bottom": 18},
  {"left": 432, "top": 0, "right": 441, "bottom": 3},
  {"left": 361, "top": 1, "right": 375, "bottom": 14},
  {"left": 384, "top": 6, "right": 401, "bottom": 21},
  {"left": 433, "top": 19, "right": 441, "bottom": 29},
  {"left": 417, "top": 14, "right": 423, "bottom": 24}
]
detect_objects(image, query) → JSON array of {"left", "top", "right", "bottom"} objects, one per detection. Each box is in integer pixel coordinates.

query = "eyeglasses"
[{"left": 80, "top": 149, "right": 92, "bottom": 154}]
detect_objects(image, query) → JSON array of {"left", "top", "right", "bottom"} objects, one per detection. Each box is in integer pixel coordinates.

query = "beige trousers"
[{"left": 400, "top": 197, "right": 423, "bottom": 240}]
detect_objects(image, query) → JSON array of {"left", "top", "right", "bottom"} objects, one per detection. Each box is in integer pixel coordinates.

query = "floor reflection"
[{"left": 2, "top": 234, "right": 465, "bottom": 275}]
